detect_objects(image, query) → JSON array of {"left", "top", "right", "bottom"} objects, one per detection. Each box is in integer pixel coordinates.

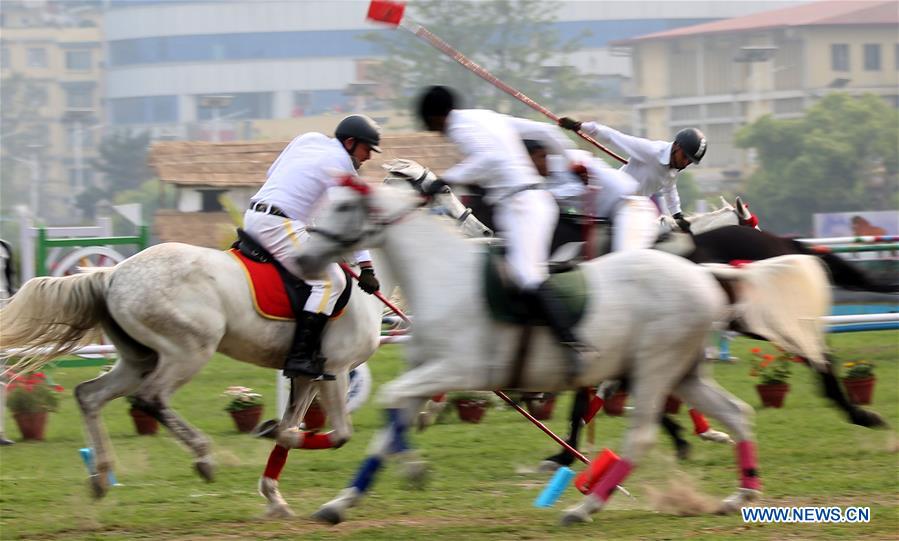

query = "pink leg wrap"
[
  {"left": 689, "top": 409, "right": 710, "bottom": 434},
  {"left": 300, "top": 431, "right": 334, "bottom": 449},
  {"left": 590, "top": 457, "right": 634, "bottom": 503},
  {"left": 263, "top": 445, "right": 289, "bottom": 480},
  {"left": 736, "top": 440, "right": 761, "bottom": 490}
]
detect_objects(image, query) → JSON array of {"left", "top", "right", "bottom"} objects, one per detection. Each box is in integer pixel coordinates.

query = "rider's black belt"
[{"left": 250, "top": 202, "right": 289, "bottom": 218}]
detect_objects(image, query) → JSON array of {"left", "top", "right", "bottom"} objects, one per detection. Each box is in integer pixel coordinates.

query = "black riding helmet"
[
  {"left": 674, "top": 128, "right": 707, "bottom": 163},
  {"left": 416, "top": 85, "right": 458, "bottom": 129},
  {"left": 335, "top": 114, "right": 382, "bottom": 153}
]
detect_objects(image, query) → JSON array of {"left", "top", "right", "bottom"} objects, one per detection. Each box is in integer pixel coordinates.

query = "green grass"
[{"left": 1, "top": 332, "right": 897, "bottom": 540}]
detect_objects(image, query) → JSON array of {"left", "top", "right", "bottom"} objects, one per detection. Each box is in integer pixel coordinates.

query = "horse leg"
[
  {"left": 74, "top": 359, "right": 145, "bottom": 499},
  {"left": 561, "top": 372, "right": 671, "bottom": 525},
  {"left": 818, "top": 354, "right": 886, "bottom": 428},
  {"left": 673, "top": 370, "right": 759, "bottom": 513},
  {"left": 259, "top": 377, "right": 319, "bottom": 518},
  {"left": 540, "top": 388, "right": 590, "bottom": 470},
  {"left": 314, "top": 360, "right": 461, "bottom": 525},
  {"left": 660, "top": 414, "right": 690, "bottom": 461}
]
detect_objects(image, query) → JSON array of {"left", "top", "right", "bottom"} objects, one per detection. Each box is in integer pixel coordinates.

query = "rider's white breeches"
[
  {"left": 493, "top": 189, "right": 558, "bottom": 290},
  {"left": 612, "top": 196, "right": 660, "bottom": 252},
  {"left": 243, "top": 210, "right": 346, "bottom": 316}
]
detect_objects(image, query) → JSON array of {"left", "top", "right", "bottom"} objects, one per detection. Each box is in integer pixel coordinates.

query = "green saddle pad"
[{"left": 484, "top": 247, "right": 588, "bottom": 325}]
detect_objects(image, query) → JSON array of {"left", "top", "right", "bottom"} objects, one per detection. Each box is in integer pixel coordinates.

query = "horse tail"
[
  {"left": 0, "top": 269, "right": 112, "bottom": 372},
  {"left": 793, "top": 240, "right": 899, "bottom": 293}
]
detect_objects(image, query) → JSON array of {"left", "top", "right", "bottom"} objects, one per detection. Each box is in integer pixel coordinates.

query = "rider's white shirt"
[
  {"left": 579, "top": 122, "right": 683, "bottom": 215},
  {"left": 442, "top": 109, "right": 544, "bottom": 204}
]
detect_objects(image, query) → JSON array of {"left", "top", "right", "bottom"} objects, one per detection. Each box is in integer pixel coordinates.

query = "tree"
[
  {"left": 79, "top": 131, "right": 156, "bottom": 218},
  {"left": 1, "top": 73, "right": 49, "bottom": 213},
  {"left": 364, "top": 0, "right": 596, "bottom": 120},
  {"left": 736, "top": 93, "right": 898, "bottom": 235}
]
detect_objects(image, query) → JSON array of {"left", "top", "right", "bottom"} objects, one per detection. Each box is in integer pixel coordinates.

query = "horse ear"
[
  {"left": 735, "top": 196, "right": 751, "bottom": 219},
  {"left": 718, "top": 195, "right": 731, "bottom": 209}
]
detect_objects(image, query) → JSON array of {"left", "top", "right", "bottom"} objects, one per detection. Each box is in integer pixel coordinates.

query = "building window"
[
  {"left": 109, "top": 95, "right": 178, "bottom": 124},
  {"left": 196, "top": 92, "right": 273, "bottom": 120},
  {"left": 831, "top": 44, "right": 849, "bottom": 71},
  {"left": 28, "top": 85, "right": 48, "bottom": 108},
  {"left": 201, "top": 190, "right": 225, "bottom": 212},
  {"left": 864, "top": 44, "right": 881, "bottom": 71},
  {"left": 1, "top": 47, "right": 9, "bottom": 69},
  {"left": 68, "top": 168, "right": 94, "bottom": 189},
  {"left": 26, "top": 47, "right": 47, "bottom": 68},
  {"left": 65, "top": 50, "right": 92, "bottom": 70},
  {"left": 65, "top": 86, "right": 94, "bottom": 109}
]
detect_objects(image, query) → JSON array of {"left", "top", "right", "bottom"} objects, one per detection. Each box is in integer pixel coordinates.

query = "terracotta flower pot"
[
  {"left": 756, "top": 383, "right": 789, "bottom": 408},
  {"left": 13, "top": 411, "right": 48, "bottom": 441},
  {"left": 525, "top": 395, "right": 556, "bottom": 421},
  {"left": 664, "top": 395, "right": 682, "bottom": 415},
  {"left": 604, "top": 391, "right": 628, "bottom": 416},
  {"left": 843, "top": 377, "right": 875, "bottom": 405},
  {"left": 129, "top": 407, "right": 159, "bottom": 435},
  {"left": 454, "top": 399, "right": 487, "bottom": 423},
  {"left": 229, "top": 405, "right": 263, "bottom": 433},
  {"left": 302, "top": 402, "right": 327, "bottom": 432}
]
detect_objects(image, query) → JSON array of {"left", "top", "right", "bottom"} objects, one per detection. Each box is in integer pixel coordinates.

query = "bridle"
[{"left": 306, "top": 176, "right": 426, "bottom": 248}]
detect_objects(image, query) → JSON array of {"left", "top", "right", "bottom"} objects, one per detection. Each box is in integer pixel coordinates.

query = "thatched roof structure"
[{"left": 149, "top": 132, "right": 461, "bottom": 187}]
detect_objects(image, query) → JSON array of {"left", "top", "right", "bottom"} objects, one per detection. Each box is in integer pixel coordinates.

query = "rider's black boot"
[
  {"left": 283, "top": 311, "right": 335, "bottom": 381},
  {"left": 531, "top": 282, "right": 586, "bottom": 383}
]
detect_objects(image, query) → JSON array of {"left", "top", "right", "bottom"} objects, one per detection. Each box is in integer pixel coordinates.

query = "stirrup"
[{"left": 283, "top": 355, "right": 336, "bottom": 381}]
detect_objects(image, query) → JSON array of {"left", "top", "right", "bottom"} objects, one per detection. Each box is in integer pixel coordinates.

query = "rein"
[{"left": 306, "top": 198, "right": 426, "bottom": 248}]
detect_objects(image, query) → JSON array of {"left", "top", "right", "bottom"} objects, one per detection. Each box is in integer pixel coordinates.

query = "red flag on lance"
[{"left": 367, "top": 0, "right": 405, "bottom": 26}]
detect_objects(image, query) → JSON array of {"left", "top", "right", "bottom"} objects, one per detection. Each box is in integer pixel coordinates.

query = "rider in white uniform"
[
  {"left": 558, "top": 117, "right": 707, "bottom": 233},
  {"left": 244, "top": 115, "right": 382, "bottom": 380},
  {"left": 511, "top": 119, "right": 659, "bottom": 251},
  {"left": 414, "top": 85, "right": 586, "bottom": 381}
]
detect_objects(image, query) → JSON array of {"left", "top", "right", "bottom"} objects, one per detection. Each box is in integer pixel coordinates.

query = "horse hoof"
[
  {"left": 195, "top": 458, "right": 215, "bottom": 482},
  {"left": 312, "top": 505, "right": 344, "bottom": 525},
  {"left": 265, "top": 503, "right": 295, "bottom": 518},
  {"left": 675, "top": 441, "right": 691, "bottom": 461},
  {"left": 88, "top": 474, "right": 108, "bottom": 499},
  {"left": 718, "top": 488, "right": 762, "bottom": 514},
  {"left": 402, "top": 460, "right": 430, "bottom": 490},
  {"left": 851, "top": 409, "right": 888, "bottom": 429},
  {"left": 537, "top": 460, "right": 562, "bottom": 473},
  {"left": 560, "top": 510, "right": 592, "bottom": 526}
]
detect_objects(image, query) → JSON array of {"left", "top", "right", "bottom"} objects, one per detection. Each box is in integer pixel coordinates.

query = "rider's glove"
[
  {"left": 558, "top": 117, "right": 583, "bottom": 132},
  {"left": 420, "top": 176, "right": 450, "bottom": 197},
  {"left": 357, "top": 267, "right": 380, "bottom": 294},
  {"left": 672, "top": 213, "right": 692, "bottom": 234}
]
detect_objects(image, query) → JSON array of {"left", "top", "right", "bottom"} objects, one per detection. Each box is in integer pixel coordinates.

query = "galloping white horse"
[
  {"left": 294, "top": 179, "right": 770, "bottom": 525},
  {"left": 0, "top": 242, "right": 383, "bottom": 502}
]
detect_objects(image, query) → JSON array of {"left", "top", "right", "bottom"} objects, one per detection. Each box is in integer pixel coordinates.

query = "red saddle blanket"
[
  {"left": 228, "top": 248, "right": 352, "bottom": 321},
  {"left": 229, "top": 248, "right": 295, "bottom": 320}
]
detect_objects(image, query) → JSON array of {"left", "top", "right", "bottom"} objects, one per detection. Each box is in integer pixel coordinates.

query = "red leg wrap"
[
  {"left": 737, "top": 440, "right": 761, "bottom": 490},
  {"left": 583, "top": 394, "right": 605, "bottom": 424},
  {"left": 263, "top": 445, "right": 289, "bottom": 480},
  {"left": 300, "top": 431, "right": 334, "bottom": 449},
  {"left": 689, "top": 408, "right": 710, "bottom": 434}
]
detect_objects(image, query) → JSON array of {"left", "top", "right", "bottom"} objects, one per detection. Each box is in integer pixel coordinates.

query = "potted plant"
[
  {"left": 750, "top": 348, "right": 795, "bottom": 408},
  {"left": 450, "top": 391, "right": 492, "bottom": 423},
  {"left": 6, "top": 372, "right": 62, "bottom": 441},
  {"left": 223, "top": 386, "right": 264, "bottom": 433},
  {"left": 842, "top": 360, "right": 875, "bottom": 405},
  {"left": 604, "top": 390, "right": 628, "bottom": 416},
  {"left": 523, "top": 392, "right": 557, "bottom": 421},
  {"left": 126, "top": 397, "right": 159, "bottom": 435}
]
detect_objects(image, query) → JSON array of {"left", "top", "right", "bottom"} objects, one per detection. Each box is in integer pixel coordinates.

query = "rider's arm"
[
  {"left": 354, "top": 251, "right": 373, "bottom": 266},
  {"left": 441, "top": 116, "right": 504, "bottom": 185},
  {"left": 660, "top": 181, "right": 682, "bottom": 216},
  {"left": 508, "top": 117, "right": 576, "bottom": 160},
  {"left": 580, "top": 122, "right": 660, "bottom": 164}
]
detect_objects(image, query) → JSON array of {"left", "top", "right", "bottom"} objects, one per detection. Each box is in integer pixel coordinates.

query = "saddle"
[
  {"left": 484, "top": 243, "right": 589, "bottom": 326},
  {"left": 230, "top": 229, "right": 351, "bottom": 320}
]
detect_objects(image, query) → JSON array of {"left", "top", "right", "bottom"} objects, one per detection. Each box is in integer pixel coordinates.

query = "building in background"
[
  {"left": 0, "top": 0, "right": 104, "bottom": 222},
  {"left": 103, "top": 0, "right": 800, "bottom": 140},
  {"left": 612, "top": 0, "right": 899, "bottom": 190}
]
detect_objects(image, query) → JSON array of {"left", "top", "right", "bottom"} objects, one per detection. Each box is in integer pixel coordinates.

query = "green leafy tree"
[
  {"left": 80, "top": 131, "right": 156, "bottom": 218},
  {"left": 365, "top": 0, "right": 595, "bottom": 120},
  {"left": 736, "top": 93, "right": 898, "bottom": 234}
]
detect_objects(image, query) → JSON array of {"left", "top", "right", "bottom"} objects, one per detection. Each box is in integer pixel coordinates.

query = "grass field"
[{"left": 1, "top": 332, "right": 896, "bottom": 540}]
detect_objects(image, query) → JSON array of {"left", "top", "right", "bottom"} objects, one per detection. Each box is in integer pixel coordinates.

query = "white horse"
[
  {"left": 293, "top": 179, "right": 777, "bottom": 525},
  {"left": 659, "top": 196, "right": 756, "bottom": 235},
  {"left": 0, "top": 241, "right": 384, "bottom": 505}
]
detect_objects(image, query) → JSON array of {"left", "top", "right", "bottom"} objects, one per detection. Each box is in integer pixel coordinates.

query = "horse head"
[
  {"left": 299, "top": 179, "right": 418, "bottom": 278},
  {"left": 382, "top": 159, "right": 493, "bottom": 238}
]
